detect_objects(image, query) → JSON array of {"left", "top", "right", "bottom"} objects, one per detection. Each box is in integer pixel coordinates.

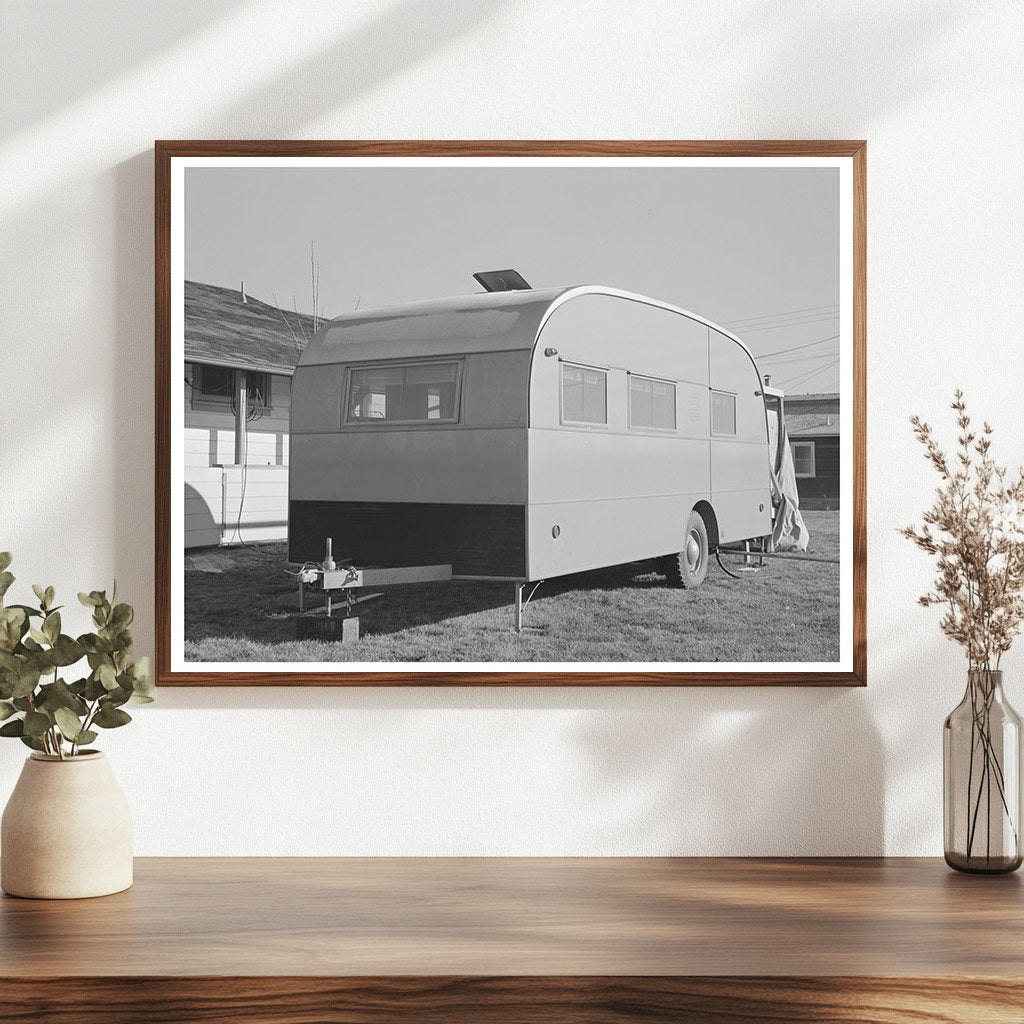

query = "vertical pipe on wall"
[
  {"left": 234, "top": 370, "right": 248, "bottom": 466},
  {"left": 220, "top": 469, "right": 228, "bottom": 546}
]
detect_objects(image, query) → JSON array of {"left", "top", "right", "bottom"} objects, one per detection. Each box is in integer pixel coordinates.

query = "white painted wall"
[{"left": 1, "top": 0, "right": 1022, "bottom": 855}]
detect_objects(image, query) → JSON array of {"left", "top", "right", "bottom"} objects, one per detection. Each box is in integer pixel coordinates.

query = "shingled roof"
[
  {"left": 784, "top": 393, "right": 840, "bottom": 437},
  {"left": 184, "top": 280, "right": 316, "bottom": 376}
]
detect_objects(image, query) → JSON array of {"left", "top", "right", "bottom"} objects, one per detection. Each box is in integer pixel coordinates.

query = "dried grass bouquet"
[{"left": 902, "top": 391, "right": 1024, "bottom": 671}]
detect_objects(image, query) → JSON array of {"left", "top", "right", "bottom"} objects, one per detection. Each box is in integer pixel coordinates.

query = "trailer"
[{"left": 288, "top": 271, "right": 787, "bottom": 634}]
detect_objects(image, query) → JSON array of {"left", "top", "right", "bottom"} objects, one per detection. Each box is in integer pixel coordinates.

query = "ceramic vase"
[{"left": 1, "top": 751, "right": 133, "bottom": 898}]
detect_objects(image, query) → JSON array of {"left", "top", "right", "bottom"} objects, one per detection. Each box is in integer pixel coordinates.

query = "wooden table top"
[{"left": 1, "top": 857, "right": 1022, "bottom": 979}]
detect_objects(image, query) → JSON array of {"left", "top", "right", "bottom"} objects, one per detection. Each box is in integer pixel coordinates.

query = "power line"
[
  {"left": 776, "top": 358, "right": 840, "bottom": 391},
  {"left": 725, "top": 303, "right": 839, "bottom": 327},
  {"left": 776, "top": 357, "right": 839, "bottom": 387},
  {"left": 781, "top": 361, "right": 839, "bottom": 390},
  {"left": 755, "top": 334, "right": 840, "bottom": 359},
  {"left": 760, "top": 350, "right": 839, "bottom": 367},
  {"left": 791, "top": 364, "right": 841, "bottom": 393},
  {"left": 735, "top": 314, "right": 840, "bottom": 334}
]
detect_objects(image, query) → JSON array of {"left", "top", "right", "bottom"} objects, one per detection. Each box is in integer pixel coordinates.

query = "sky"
[{"left": 185, "top": 165, "right": 841, "bottom": 393}]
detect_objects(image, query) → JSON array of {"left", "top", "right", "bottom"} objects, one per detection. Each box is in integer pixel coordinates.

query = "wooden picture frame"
[{"left": 156, "top": 140, "right": 866, "bottom": 686}]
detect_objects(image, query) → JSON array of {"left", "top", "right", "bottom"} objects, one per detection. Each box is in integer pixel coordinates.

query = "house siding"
[
  {"left": 795, "top": 435, "right": 839, "bottom": 510},
  {"left": 184, "top": 363, "right": 293, "bottom": 548}
]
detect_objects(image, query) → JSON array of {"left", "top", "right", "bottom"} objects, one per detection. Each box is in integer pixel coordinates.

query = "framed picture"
[{"left": 156, "top": 141, "right": 865, "bottom": 686}]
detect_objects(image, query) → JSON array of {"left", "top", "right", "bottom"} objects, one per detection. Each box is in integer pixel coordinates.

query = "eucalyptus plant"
[{"left": 0, "top": 552, "right": 153, "bottom": 759}]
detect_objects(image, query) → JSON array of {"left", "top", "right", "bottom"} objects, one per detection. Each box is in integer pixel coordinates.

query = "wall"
[{"left": 1, "top": 0, "right": 1022, "bottom": 855}]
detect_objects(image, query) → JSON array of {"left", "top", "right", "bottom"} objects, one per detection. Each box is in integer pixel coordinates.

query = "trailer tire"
[{"left": 663, "top": 510, "right": 710, "bottom": 589}]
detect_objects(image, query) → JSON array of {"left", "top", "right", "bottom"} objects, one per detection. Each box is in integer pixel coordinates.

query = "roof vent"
[{"left": 473, "top": 269, "right": 532, "bottom": 292}]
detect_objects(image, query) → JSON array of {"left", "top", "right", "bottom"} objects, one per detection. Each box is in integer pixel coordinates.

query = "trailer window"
[
  {"left": 561, "top": 364, "right": 607, "bottom": 425},
  {"left": 346, "top": 361, "right": 461, "bottom": 424},
  {"left": 711, "top": 391, "right": 737, "bottom": 436},
  {"left": 629, "top": 375, "right": 676, "bottom": 431},
  {"left": 791, "top": 441, "right": 816, "bottom": 478}
]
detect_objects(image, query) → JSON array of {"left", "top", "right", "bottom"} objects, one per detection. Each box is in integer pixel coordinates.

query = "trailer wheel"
[{"left": 663, "top": 510, "right": 710, "bottom": 589}]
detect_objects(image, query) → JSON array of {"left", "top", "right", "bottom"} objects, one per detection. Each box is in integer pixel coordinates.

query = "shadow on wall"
[
  {"left": 0, "top": 2, "right": 244, "bottom": 139},
  {"left": 146, "top": 681, "right": 885, "bottom": 856},
  {"left": 572, "top": 687, "right": 885, "bottom": 855},
  {"left": 729, "top": 1, "right": 972, "bottom": 133},
  {"left": 194, "top": 0, "right": 509, "bottom": 137}
]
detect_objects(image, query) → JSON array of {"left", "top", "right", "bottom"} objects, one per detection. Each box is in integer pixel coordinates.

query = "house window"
[
  {"left": 792, "top": 441, "right": 816, "bottom": 478},
  {"left": 346, "top": 360, "right": 461, "bottom": 424},
  {"left": 711, "top": 390, "right": 737, "bottom": 436},
  {"left": 629, "top": 375, "right": 676, "bottom": 431},
  {"left": 561, "top": 363, "right": 607, "bottom": 425},
  {"left": 191, "top": 366, "right": 271, "bottom": 409},
  {"left": 197, "top": 364, "right": 234, "bottom": 400}
]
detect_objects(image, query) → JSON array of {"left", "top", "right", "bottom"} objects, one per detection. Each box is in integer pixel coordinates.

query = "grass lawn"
[{"left": 183, "top": 510, "right": 841, "bottom": 664}]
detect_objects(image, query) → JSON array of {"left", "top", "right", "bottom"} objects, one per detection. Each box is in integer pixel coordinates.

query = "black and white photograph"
[{"left": 160, "top": 146, "right": 863, "bottom": 683}]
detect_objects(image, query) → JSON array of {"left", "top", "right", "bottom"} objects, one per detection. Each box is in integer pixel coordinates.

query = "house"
[
  {"left": 184, "top": 280, "right": 314, "bottom": 549},
  {"left": 782, "top": 392, "right": 840, "bottom": 510}
]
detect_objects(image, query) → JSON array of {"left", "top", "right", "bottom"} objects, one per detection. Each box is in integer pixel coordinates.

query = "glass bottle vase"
[{"left": 944, "top": 669, "right": 1023, "bottom": 873}]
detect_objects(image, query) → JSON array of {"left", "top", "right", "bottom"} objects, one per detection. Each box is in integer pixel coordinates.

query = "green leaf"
[
  {"left": 42, "top": 611, "right": 60, "bottom": 644},
  {"left": 0, "top": 571, "right": 14, "bottom": 602},
  {"left": 49, "top": 635, "right": 85, "bottom": 668},
  {"left": 93, "top": 705, "right": 131, "bottom": 729},
  {"left": 83, "top": 674, "right": 107, "bottom": 701},
  {"left": 79, "top": 634, "right": 112, "bottom": 655},
  {"left": 6, "top": 604, "right": 42, "bottom": 619},
  {"left": 22, "top": 711, "right": 51, "bottom": 738},
  {"left": 110, "top": 603, "right": 133, "bottom": 629},
  {"left": 0, "top": 607, "right": 27, "bottom": 651},
  {"left": 98, "top": 663, "right": 118, "bottom": 690},
  {"left": 74, "top": 730, "right": 97, "bottom": 747},
  {"left": 28, "top": 627, "right": 49, "bottom": 646},
  {"left": 127, "top": 657, "right": 155, "bottom": 702},
  {"left": 10, "top": 664, "right": 41, "bottom": 699},
  {"left": 78, "top": 592, "right": 100, "bottom": 608},
  {"left": 19, "top": 734, "right": 45, "bottom": 752},
  {"left": 105, "top": 684, "right": 133, "bottom": 708},
  {"left": 0, "top": 553, "right": 11, "bottom": 573},
  {"left": 0, "top": 719, "right": 24, "bottom": 737},
  {"left": 37, "top": 678, "right": 88, "bottom": 716},
  {"left": 0, "top": 701, "right": 15, "bottom": 721},
  {"left": 53, "top": 707, "right": 85, "bottom": 741}
]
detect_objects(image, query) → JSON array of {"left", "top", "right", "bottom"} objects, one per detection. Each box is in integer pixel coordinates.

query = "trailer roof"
[
  {"left": 298, "top": 287, "right": 569, "bottom": 365},
  {"left": 298, "top": 285, "right": 758, "bottom": 368}
]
